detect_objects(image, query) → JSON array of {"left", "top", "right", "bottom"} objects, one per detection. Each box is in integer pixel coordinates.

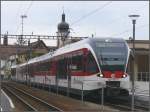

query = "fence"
[
  {"left": 127, "top": 72, "right": 149, "bottom": 82},
  {"left": 137, "top": 72, "right": 149, "bottom": 82}
]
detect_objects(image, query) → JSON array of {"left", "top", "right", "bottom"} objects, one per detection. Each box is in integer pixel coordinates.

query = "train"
[{"left": 11, "top": 37, "right": 130, "bottom": 96}]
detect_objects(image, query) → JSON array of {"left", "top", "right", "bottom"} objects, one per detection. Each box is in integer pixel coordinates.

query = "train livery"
[{"left": 11, "top": 38, "right": 130, "bottom": 96}]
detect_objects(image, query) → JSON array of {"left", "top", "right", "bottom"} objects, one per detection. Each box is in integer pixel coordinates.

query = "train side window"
[
  {"left": 71, "top": 55, "right": 83, "bottom": 71},
  {"left": 86, "top": 52, "right": 98, "bottom": 73},
  {"left": 57, "top": 58, "right": 67, "bottom": 79}
]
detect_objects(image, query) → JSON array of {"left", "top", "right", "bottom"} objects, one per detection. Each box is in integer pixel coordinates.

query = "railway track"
[
  {"left": 2, "top": 87, "right": 35, "bottom": 111},
  {"left": 2, "top": 81, "right": 149, "bottom": 112},
  {"left": 2, "top": 84, "right": 62, "bottom": 112},
  {"left": 60, "top": 89, "right": 149, "bottom": 111}
]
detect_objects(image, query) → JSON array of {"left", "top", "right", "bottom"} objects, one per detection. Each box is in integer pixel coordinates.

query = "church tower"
[{"left": 57, "top": 12, "right": 70, "bottom": 48}]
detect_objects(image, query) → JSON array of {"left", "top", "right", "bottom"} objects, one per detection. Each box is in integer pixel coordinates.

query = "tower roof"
[{"left": 57, "top": 13, "right": 69, "bottom": 32}]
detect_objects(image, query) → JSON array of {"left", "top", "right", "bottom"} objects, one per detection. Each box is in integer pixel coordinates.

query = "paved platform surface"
[
  {"left": 129, "top": 81, "right": 149, "bottom": 101},
  {"left": 1, "top": 89, "right": 14, "bottom": 112}
]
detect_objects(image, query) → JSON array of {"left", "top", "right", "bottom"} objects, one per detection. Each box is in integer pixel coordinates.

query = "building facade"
[
  {"left": 127, "top": 40, "right": 150, "bottom": 82},
  {"left": 0, "top": 38, "right": 56, "bottom": 78}
]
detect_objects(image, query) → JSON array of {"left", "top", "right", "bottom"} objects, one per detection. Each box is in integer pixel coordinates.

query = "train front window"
[
  {"left": 95, "top": 42, "right": 127, "bottom": 71},
  {"left": 99, "top": 50, "right": 125, "bottom": 65}
]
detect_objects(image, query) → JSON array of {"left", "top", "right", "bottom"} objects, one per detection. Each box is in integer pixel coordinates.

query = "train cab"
[{"left": 89, "top": 38, "right": 130, "bottom": 96}]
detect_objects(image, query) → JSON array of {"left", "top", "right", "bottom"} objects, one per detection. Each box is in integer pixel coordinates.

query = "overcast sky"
[{"left": 1, "top": 1, "right": 149, "bottom": 46}]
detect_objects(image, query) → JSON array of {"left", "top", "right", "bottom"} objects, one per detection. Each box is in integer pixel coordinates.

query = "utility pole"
[
  {"left": 28, "top": 39, "right": 32, "bottom": 59},
  {"left": 19, "top": 15, "right": 27, "bottom": 45},
  {"left": 28, "top": 39, "right": 32, "bottom": 86},
  {"left": 129, "top": 14, "right": 140, "bottom": 112}
]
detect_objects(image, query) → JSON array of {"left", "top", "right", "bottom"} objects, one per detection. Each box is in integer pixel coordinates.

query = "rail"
[
  {"left": 12, "top": 77, "right": 149, "bottom": 111},
  {"left": 2, "top": 86, "right": 37, "bottom": 111},
  {"left": 2, "top": 84, "right": 63, "bottom": 112}
]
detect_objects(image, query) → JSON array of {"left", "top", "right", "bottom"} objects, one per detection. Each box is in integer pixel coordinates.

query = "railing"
[
  {"left": 127, "top": 72, "right": 149, "bottom": 82},
  {"left": 137, "top": 72, "right": 149, "bottom": 82}
]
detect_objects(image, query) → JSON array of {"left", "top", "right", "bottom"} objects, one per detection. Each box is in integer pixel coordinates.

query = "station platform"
[
  {"left": 129, "top": 81, "right": 149, "bottom": 101},
  {"left": 129, "top": 81, "right": 149, "bottom": 108},
  {"left": 2, "top": 81, "right": 119, "bottom": 111},
  {"left": 0, "top": 89, "right": 14, "bottom": 112}
]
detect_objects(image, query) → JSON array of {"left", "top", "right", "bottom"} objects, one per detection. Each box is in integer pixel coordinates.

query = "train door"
[
  {"left": 52, "top": 59, "right": 58, "bottom": 93},
  {"left": 53, "top": 60, "right": 58, "bottom": 87},
  {"left": 67, "top": 56, "right": 72, "bottom": 87},
  {"left": 66, "top": 55, "right": 72, "bottom": 95}
]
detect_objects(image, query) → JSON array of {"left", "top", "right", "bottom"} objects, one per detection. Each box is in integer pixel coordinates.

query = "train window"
[
  {"left": 96, "top": 42, "right": 125, "bottom": 48},
  {"left": 32, "top": 63, "right": 36, "bottom": 73},
  {"left": 86, "top": 52, "right": 98, "bottom": 73},
  {"left": 57, "top": 58, "right": 67, "bottom": 79},
  {"left": 39, "top": 61, "right": 51, "bottom": 72},
  {"left": 96, "top": 45, "right": 127, "bottom": 66},
  {"left": 71, "top": 55, "right": 83, "bottom": 71}
]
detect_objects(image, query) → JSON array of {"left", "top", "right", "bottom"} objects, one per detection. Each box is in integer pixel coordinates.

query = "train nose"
[
  {"left": 102, "top": 71, "right": 124, "bottom": 78},
  {"left": 111, "top": 73, "right": 115, "bottom": 78}
]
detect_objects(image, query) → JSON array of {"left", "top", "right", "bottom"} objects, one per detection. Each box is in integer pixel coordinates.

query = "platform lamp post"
[
  {"left": 0, "top": 55, "right": 1, "bottom": 105},
  {"left": 149, "top": 22, "right": 150, "bottom": 111},
  {"left": 128, "top": 14, "right": 140, "bottom": 112},
  {"left": 20, "top": 15, "right": 27, "bottom": 45},
  {"left": 28, "top": 39, "right": 31, "bottom": 87}
]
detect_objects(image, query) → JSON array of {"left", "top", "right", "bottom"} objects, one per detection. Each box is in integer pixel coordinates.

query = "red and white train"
[{"left": 11, "top": 38, "right": 130, "bottom": 96}]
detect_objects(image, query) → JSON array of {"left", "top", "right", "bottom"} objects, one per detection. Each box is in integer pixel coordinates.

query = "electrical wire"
[
  {"left": 101, "top": 3, "right": 148, "bottom": 28},
  {"left": 106, "top": 4, "right": 149, "bottom": 38},
  {"left": 111, "top": 24, "right": 149, "bottom": 37},
  {"left": 70, "top": 2, "right": 147, "bottom": 37},
  {"left": 70, "top": 1, "right": 112, "bottom": 26},
  {"left": 14, "top": 2, "right": 23, "bottom": 34},
  {"left": 24, "top": 1, "right": 33, "bottom": 15},
  {"left": 14, "top": 1, "right": 34, "bottom": 35}
]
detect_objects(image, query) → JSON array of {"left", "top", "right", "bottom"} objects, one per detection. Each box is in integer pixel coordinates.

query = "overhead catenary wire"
[
  {"left": 111, "top": 24, "right": 149, "bottom": 37},
  {"left": 106, "top": 4, "right": 148, "bottom": 38},
  {"left": 14, "top": 1, "right": 34, "bottom": 35},
  {"left": 104, "top": 3, "right": 148, "bottom": 27},
  {"left": 70, "top": 2, "right": 148, "bottom": 38},
  {"left": 14, "top": 2, "right": 23, "bottom": 34},
  {"left": 70, "top": 1, "right": 112, "bottom": 26},
  {"left": 24, "top": 1, "right": 34, "bottom": 15},
  {"left": 14, "top": 2, "right": 28, "bottom": 35},
  {"left": 131, "top": 3, "right": 148, "bottom": 14}
]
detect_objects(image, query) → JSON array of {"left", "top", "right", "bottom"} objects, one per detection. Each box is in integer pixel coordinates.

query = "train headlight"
[
  {"left": 123, "top": 74, "right": 126, "bottom": 78},
  {"left": 97, "top": 73, "right": 103, "bottom": 77},
  {"left": 99, "top": 74, "right": 103, "bottom": 77}
]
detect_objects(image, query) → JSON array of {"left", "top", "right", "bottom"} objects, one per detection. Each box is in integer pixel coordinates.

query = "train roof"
[
  {"left": 90, "top": 37, "right": 125, "bottom": 42},
  {"left": 11, "top": 37, "right": 126, "bottom": 68},
  {"left": 54, "top": 37, "right": 126, "bottom": 55}
]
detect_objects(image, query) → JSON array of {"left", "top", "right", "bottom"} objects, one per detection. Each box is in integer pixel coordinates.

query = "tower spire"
[
  {"left": 62, "top": 6, "right": 65, "bottom": 22},
  {"left": 62, "top": 6, "right": 64, "bottom": 14}
]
